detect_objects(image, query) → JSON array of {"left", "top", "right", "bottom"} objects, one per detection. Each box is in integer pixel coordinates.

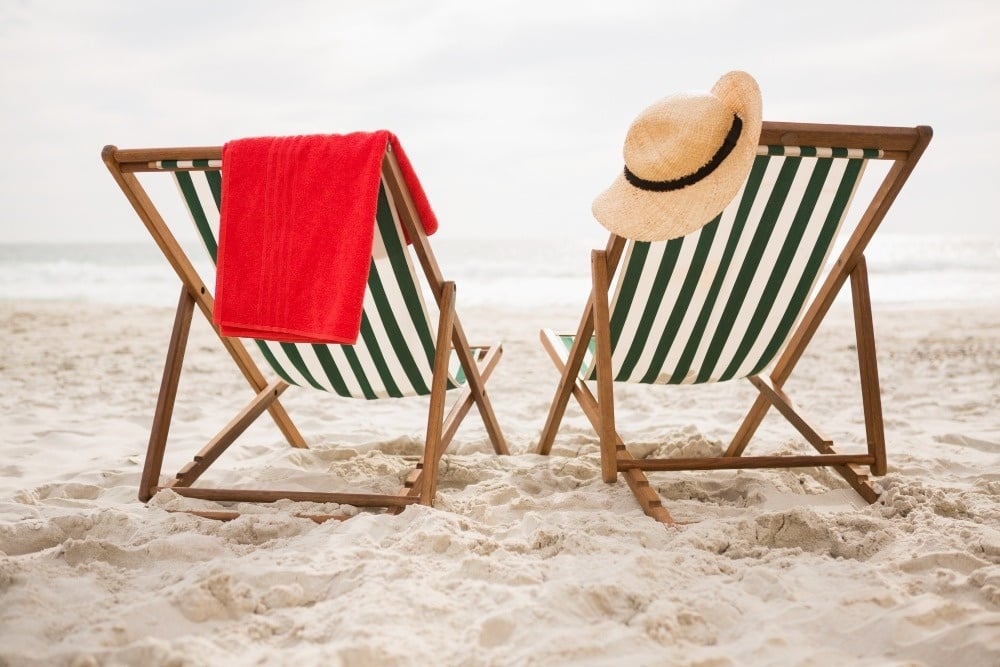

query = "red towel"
[{"left": 214, "top": 131, "right": 438, "bottom": 344}]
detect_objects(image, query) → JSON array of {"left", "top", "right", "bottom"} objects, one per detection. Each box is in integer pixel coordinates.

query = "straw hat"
[{"left": 592, "top": 71, "right": 762, "bottom": 241}]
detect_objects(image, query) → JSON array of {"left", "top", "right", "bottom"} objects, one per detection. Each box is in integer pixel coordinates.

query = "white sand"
[{"left": 1, "top": 298, "right": 999, "bottom": 666}]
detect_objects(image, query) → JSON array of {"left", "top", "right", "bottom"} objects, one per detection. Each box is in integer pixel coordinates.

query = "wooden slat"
[
  {"left": 759, "top": 122, "right": 928, "bottom": 152},
  {"left": 171, "top": 380, "right": 288, "bottom": 488},
  {"left": 749, "top": 375, "right": 833, "bottom": 450},
  {"left": 440, "top": 345, "right": 503, "bottom": 449},
  {"left": 164, "top": 486, "right": 419, "bottom": 508},
  {"left": 107, "top": 145, "right": 222, "bottom": 166},
  {"left": 618, "top": 454, "right": 875, "bottom": 472}
]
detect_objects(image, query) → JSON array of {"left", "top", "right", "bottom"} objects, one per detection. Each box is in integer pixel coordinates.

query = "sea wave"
[{"left": 1, "top": 234, "right": 997, "bottom": 308}]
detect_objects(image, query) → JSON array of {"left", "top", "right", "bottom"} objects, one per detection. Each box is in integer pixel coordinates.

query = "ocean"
[{"left": 0, "top": 234, "right": 998, "bottom": 310}]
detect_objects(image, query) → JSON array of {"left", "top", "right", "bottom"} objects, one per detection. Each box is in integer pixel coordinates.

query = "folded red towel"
[{"left": 214, "top": 131, "right": 437, "bottom": 344}]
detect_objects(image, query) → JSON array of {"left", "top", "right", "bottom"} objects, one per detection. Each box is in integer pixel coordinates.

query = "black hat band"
[{"left": 623, "top": 114, "right": 743, "bottom": 193}]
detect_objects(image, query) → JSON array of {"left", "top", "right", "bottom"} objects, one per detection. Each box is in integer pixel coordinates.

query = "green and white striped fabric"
[
  {"left": 156, "top": 160, "right": 464, "bottom": 399},
  {"left": 564, "top": 145, "right": 879, "bottom": 385}
]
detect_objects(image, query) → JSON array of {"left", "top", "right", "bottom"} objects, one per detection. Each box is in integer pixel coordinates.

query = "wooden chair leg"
[
  {"left": 592, "top": 250, "right": 619, "bottom": 484},
  {"left": 382, "top": 148, "right": 508, "bottom": 458},
  {"left": 421, "top": 281, "right": 457, "bottom": 505},
  {"left": 850, "top": 255, "right": 887, "bottom": 476},
  {"left": 573, "top": 375, "right": 676, "bottom": 525},
  {"left": 537, "top": 303, "right": 595, "bottom": 455},
  {"left": 539, "top": 329, "right": 676, "bottom": 525},
  {"left": 728, "top": 256, "right": 887, "bottom": 491},
  {"left": 102, "top": 161, "right": 308, "bottom": 453},
  {"left": 140, "top": 287, "right": 195, "bottom": 502},
  {"left": 392, "top": 343, "right": 504, "bottom": 514},
  {"left": 726, "top": 392, "right": 769, "bottom": 458},
  {"left": 539, "top": 235, "right": 626, "bottom": 456}
]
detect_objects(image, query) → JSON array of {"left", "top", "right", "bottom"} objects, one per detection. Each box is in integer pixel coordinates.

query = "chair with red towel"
[{"left": 102, "top": 133, "right": 508, "bottom": 520}]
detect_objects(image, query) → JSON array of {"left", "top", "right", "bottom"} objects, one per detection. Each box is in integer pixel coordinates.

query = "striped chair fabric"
[
  {"left": 560, "top": 145, "right": 880, "bottom": 385},
  {"left": 157, "top": 159, "right": 464, "bottom": 399}
]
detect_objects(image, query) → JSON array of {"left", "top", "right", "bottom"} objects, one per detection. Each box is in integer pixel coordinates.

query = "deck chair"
[
  {"left": 537, "top": 122, "right": 932, "bottom": 524},
  {"left": 102, "top": 141, "right": 508, "bottom": 521}
]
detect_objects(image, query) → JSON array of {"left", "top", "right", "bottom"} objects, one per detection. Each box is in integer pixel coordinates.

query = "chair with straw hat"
[{"left": 536, "top": 71, "right": 932, "bottom": 524}]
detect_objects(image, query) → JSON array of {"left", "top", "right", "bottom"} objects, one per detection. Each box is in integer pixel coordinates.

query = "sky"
[{"left": 1, "top": 0, "right": 998, "bottom": 244}]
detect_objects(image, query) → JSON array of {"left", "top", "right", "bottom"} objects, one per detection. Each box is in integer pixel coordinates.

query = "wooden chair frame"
[
  {"left": 536, "top": 122, "right": 933, "bottom": 525},
  {"left": 102, "top": 143, "right": 509, "bottom": 521}
]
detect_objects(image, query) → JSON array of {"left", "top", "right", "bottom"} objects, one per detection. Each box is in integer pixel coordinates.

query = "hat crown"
[{"left": 623, "top": 93, "right": 735, "bottom": 182}]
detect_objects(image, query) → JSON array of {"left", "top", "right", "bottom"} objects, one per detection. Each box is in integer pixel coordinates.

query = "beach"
[
  {"left": 1, "top": 292, "right": 998, "bottom": 666},
  {"left": 4, "top": 0, "right": 1000, "bottom": 663}
]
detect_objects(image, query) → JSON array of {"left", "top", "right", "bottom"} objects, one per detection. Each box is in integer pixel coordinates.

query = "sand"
[{"left": 1, "top": 298, "right": 998, "bottom": 666}]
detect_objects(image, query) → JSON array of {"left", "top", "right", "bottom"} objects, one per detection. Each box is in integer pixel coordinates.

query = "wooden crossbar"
[
  {"left": 617, "top": 454, "right": 876, "bottom": 472},
  {"left": 164, "top": 487, "right": 419, "bottom": 508}
]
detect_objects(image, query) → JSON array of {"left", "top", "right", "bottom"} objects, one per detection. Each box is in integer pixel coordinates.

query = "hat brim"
[{"left": 593, "top": 71, "right": 763, "bottom": 242}]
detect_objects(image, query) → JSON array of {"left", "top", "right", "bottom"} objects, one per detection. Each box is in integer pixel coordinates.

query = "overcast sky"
[{"left": 1, "top": 0, "right": 997, "bottom": 244}]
